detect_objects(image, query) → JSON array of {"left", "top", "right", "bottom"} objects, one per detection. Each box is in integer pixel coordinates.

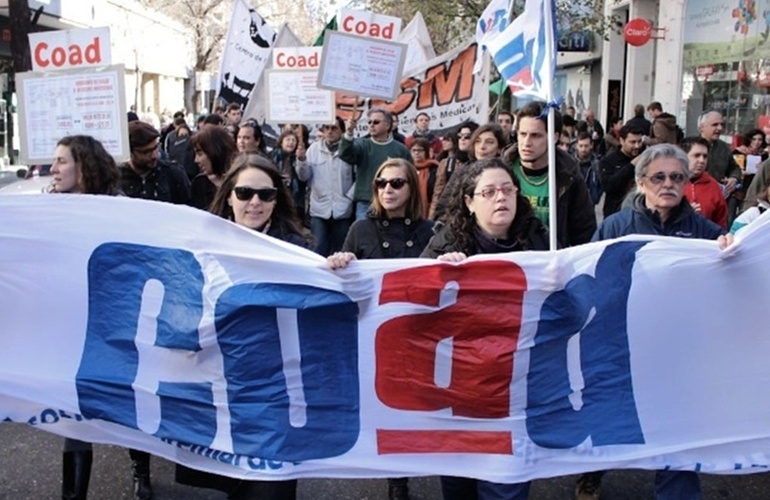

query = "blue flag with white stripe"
[{"left": 485, "top": 0, "right": 557, "bottom": 100}]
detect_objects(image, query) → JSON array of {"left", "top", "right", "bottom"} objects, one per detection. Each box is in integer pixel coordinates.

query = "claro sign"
[{"left": 28, "top": 27, "right": 112, "bottom": 72}]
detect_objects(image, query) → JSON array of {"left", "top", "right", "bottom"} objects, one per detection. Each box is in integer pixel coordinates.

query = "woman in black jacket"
[
  {"left": 52, "top": 135, "right": 154, "bottom": 500},
  {"left": 329, "top": 158, "right": 434, "bottom": 264},
  {"left": 327, "top": 157, "right": 433, "bottom": 500},
  {"left": 422, "top": 158, "right": 549, "bottom": 260},
  {"left": 421, "top": 158, "right": 548, "bottom": 500},
  {"left": 176, "top": 153, "right": 307, "bottom": 500}
]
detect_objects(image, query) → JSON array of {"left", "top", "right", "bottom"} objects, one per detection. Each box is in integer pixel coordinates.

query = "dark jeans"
[
  {"left": 654, "top": 470, "right": 701, "bottom": 500},
  {"left": 440, "top": 476, "right": 531, "bottom": 500},
  {"left": 310, "top": 216, "right": 352, "bottom": 256}
]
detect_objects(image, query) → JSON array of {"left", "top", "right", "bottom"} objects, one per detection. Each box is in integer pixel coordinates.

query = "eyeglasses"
[
  {"left": 474, "top": 185, "right": 516, "bottom": 199},
  {"left": 374, "top": 177, "right": 408, "bottom": 190},
  {"left": 368, "top": 119, "right": 382, "bottom": 125},
  {"left": 643, "top": 172, "right": 687, "bottom": 185},
  {"left": 458, "top": 134, "right": 472, "bottom": 140},
  {"left": 233, "top": 186, "right": 278, "bottom": 202}
]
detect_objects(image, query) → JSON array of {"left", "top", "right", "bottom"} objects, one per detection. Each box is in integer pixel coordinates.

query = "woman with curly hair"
[
  {"left": 420, "top": 158, "right": 548, "bottom": 500},
  {"left": 52, "top": 135, "right": 155, "bottom": 500},
  {"left": 189, "top": 125, "right": 237, "bottom": 209},
  {"left": 422, "top": 157, "right": 549, "bottom": 260},
  {"left": 51, "top": 135, "right": 121, "bottom": 195}
]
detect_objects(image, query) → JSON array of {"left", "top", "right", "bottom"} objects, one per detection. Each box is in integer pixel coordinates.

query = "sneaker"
[{"left": 575, "top": 471, "right": 603, "bottom": 500}]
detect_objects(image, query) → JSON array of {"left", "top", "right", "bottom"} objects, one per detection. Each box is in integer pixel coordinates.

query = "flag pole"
[{"left": 544, "top": 0, "right": 557, "bottom": 251}]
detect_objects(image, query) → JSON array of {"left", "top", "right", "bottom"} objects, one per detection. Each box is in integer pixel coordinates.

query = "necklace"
[{"left": 517, "top": 165, "right": 548, "bottom": 186}]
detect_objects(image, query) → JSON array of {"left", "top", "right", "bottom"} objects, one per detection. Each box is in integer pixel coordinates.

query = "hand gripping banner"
[{"left": 1, "top": 195, "right": 770, "bottom": 482}]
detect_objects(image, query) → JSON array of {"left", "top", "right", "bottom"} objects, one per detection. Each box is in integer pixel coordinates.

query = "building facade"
[{"left": 599, "top": 0, "right": 770, "bottom": 142}]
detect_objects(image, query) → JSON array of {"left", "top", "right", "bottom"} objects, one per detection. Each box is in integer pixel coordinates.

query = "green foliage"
[{"left": 367, "top": 0, "right": 623, "bottom": 54}]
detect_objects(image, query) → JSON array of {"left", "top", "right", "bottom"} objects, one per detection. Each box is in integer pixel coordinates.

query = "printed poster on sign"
[
  {"left": 16, "top": 65, "right": 129, "bottom": 164},
  {"left": 265, "top": 69, "right": 335, "bottom": 124},
  {"left": 318, "top": 30, "right": 407, "bottom": 101}
]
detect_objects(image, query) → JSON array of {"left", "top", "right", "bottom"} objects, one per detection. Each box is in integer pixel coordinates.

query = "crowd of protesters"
[{"left": 44, "top": 97, "right": 767, "bottom": 500}]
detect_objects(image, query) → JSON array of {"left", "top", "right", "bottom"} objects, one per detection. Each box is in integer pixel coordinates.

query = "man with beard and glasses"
[{"left": 119, "top": 120, "right": 191, "bottom": 204}]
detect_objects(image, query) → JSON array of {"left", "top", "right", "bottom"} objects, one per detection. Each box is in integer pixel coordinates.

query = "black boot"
[
  {"left": 128, "top": 449, "right": 153, "bottom": 500},
  {"left": 387, "top": 477, "right": 411, "bottom": 500},
  {"left": 62, "top": 450, "right": 92, "bottom": 500}
]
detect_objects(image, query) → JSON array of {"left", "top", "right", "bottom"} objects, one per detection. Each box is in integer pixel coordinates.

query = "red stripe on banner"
[{"left": 376, "top": 429, "right": 512, "bottom": 454}]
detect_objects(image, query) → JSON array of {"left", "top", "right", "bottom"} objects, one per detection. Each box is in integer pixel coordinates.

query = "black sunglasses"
[
  {"left": 368, "top": 119, "right": 382, "bottom": 125},
  {"left": 233, "top": 186, "right": 278, "bottom": 202},
  {"left": 374, "top": 177, "right": 407, "bottom": 190}
]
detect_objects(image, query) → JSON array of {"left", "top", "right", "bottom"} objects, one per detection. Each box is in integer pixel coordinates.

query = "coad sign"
[
  {"left": 29, "top": 27, "right": 112, "bottom": 72},
  {"left": 338, "top": 8, "right": 402, "bottom": 41},
  {"left": 272, "top": 47, "right": 321, "bottom": 70}
]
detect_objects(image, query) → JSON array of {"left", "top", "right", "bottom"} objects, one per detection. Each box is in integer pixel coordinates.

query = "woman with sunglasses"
[
  {"left": 420, "top": 158, "right": 548, "bottom": 500},
  {"left": 190, "top": 125, "right": 237, "bottom": 210},
  {"left": 176, "top": 154, "right": 306, "bottom": 499},
  {"left": 51, "top": 135, "right": 156, "bottom": 500},
  {"left": 329, "top": 158, "right": 433, "bottom": 263},
  {"left": 209, "top": 153, "right": 308, "bottom": 247},
  {"left": 327, "top": 157, "right": 433, "bottom": 500}
]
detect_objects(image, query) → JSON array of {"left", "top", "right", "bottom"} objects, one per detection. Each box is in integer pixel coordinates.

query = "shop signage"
[
  {"left": 624, "top": 18, "right": 652, "bottom": 46},
  {"left": 557, "top": 30, "right": 592, "bottom": 52}
]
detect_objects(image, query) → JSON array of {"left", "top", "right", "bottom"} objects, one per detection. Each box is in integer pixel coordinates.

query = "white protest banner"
[
  {"left": 2, "top": 195, "right": 770, "bottom": 482},
  {"left": 338, "top": 8, "right": 402, "bottom": 41},
  {"left": 265, "top": 69, "right": 335, "bottom": 124},
  {"left": 399, "top": 12, "right": 435, "bottom": 73},
  {"left": 216, "top": 0, "right": 276, "bottom": 108},
  {"left": 318, "top": 31, "right": 407, "bottom": 101},
  {"left": 16, "top": 65, "right": 129, "bottom": 164},
  {"left": 29, "top": 27, "right": 111, "bottom": 72}
]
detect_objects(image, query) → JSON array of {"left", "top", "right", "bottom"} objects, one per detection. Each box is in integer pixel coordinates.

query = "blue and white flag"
[
  {"left": 485, "top": 0, "right": 557, "bottom": 100},
  {"left": 474, "top": 0, "right": 512, "bottom": 73}
]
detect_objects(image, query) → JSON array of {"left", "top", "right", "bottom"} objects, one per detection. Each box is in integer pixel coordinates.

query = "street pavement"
[{"left": 2, "top": 423, "right": 770, "bottom": 499}]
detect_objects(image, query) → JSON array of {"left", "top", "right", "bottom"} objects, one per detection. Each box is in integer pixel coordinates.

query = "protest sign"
[
  {"left": 29, "top": 27, "right": 111, "bottom": 72},
  {"left": 16, "top": 65, "right": 129, "bottom": 164},
  {"left": 2, "top": 196, "right": 770, "bottom": 482},
  {"left": 338, "top": 8, "right": 402, "bottom": 41},
  {"left": 318, "top": 31, "right": 407, "bottom": 101},
  {"left": 265, "top": 69, "right": 335, "bottom": 124}
]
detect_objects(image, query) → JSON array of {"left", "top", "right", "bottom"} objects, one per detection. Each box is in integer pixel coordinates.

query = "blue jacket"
[{"left": 592, "top": 193, "right": 725, "bottom": 241}]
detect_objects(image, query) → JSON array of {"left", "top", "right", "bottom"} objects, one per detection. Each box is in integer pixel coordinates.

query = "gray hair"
[
  {"left": 697, "top": 110, "right": 721, "bottom": 128},
  {"left": 634, "top": 143, "right": 689, "bottom": 179},
  {"left": 367, "top": 107, "right": 392, "bottom": 128}
]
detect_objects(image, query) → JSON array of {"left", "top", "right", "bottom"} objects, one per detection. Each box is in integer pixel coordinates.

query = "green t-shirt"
[{"left": 513, "top": 159, "right": 550, "bottom": 227}]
